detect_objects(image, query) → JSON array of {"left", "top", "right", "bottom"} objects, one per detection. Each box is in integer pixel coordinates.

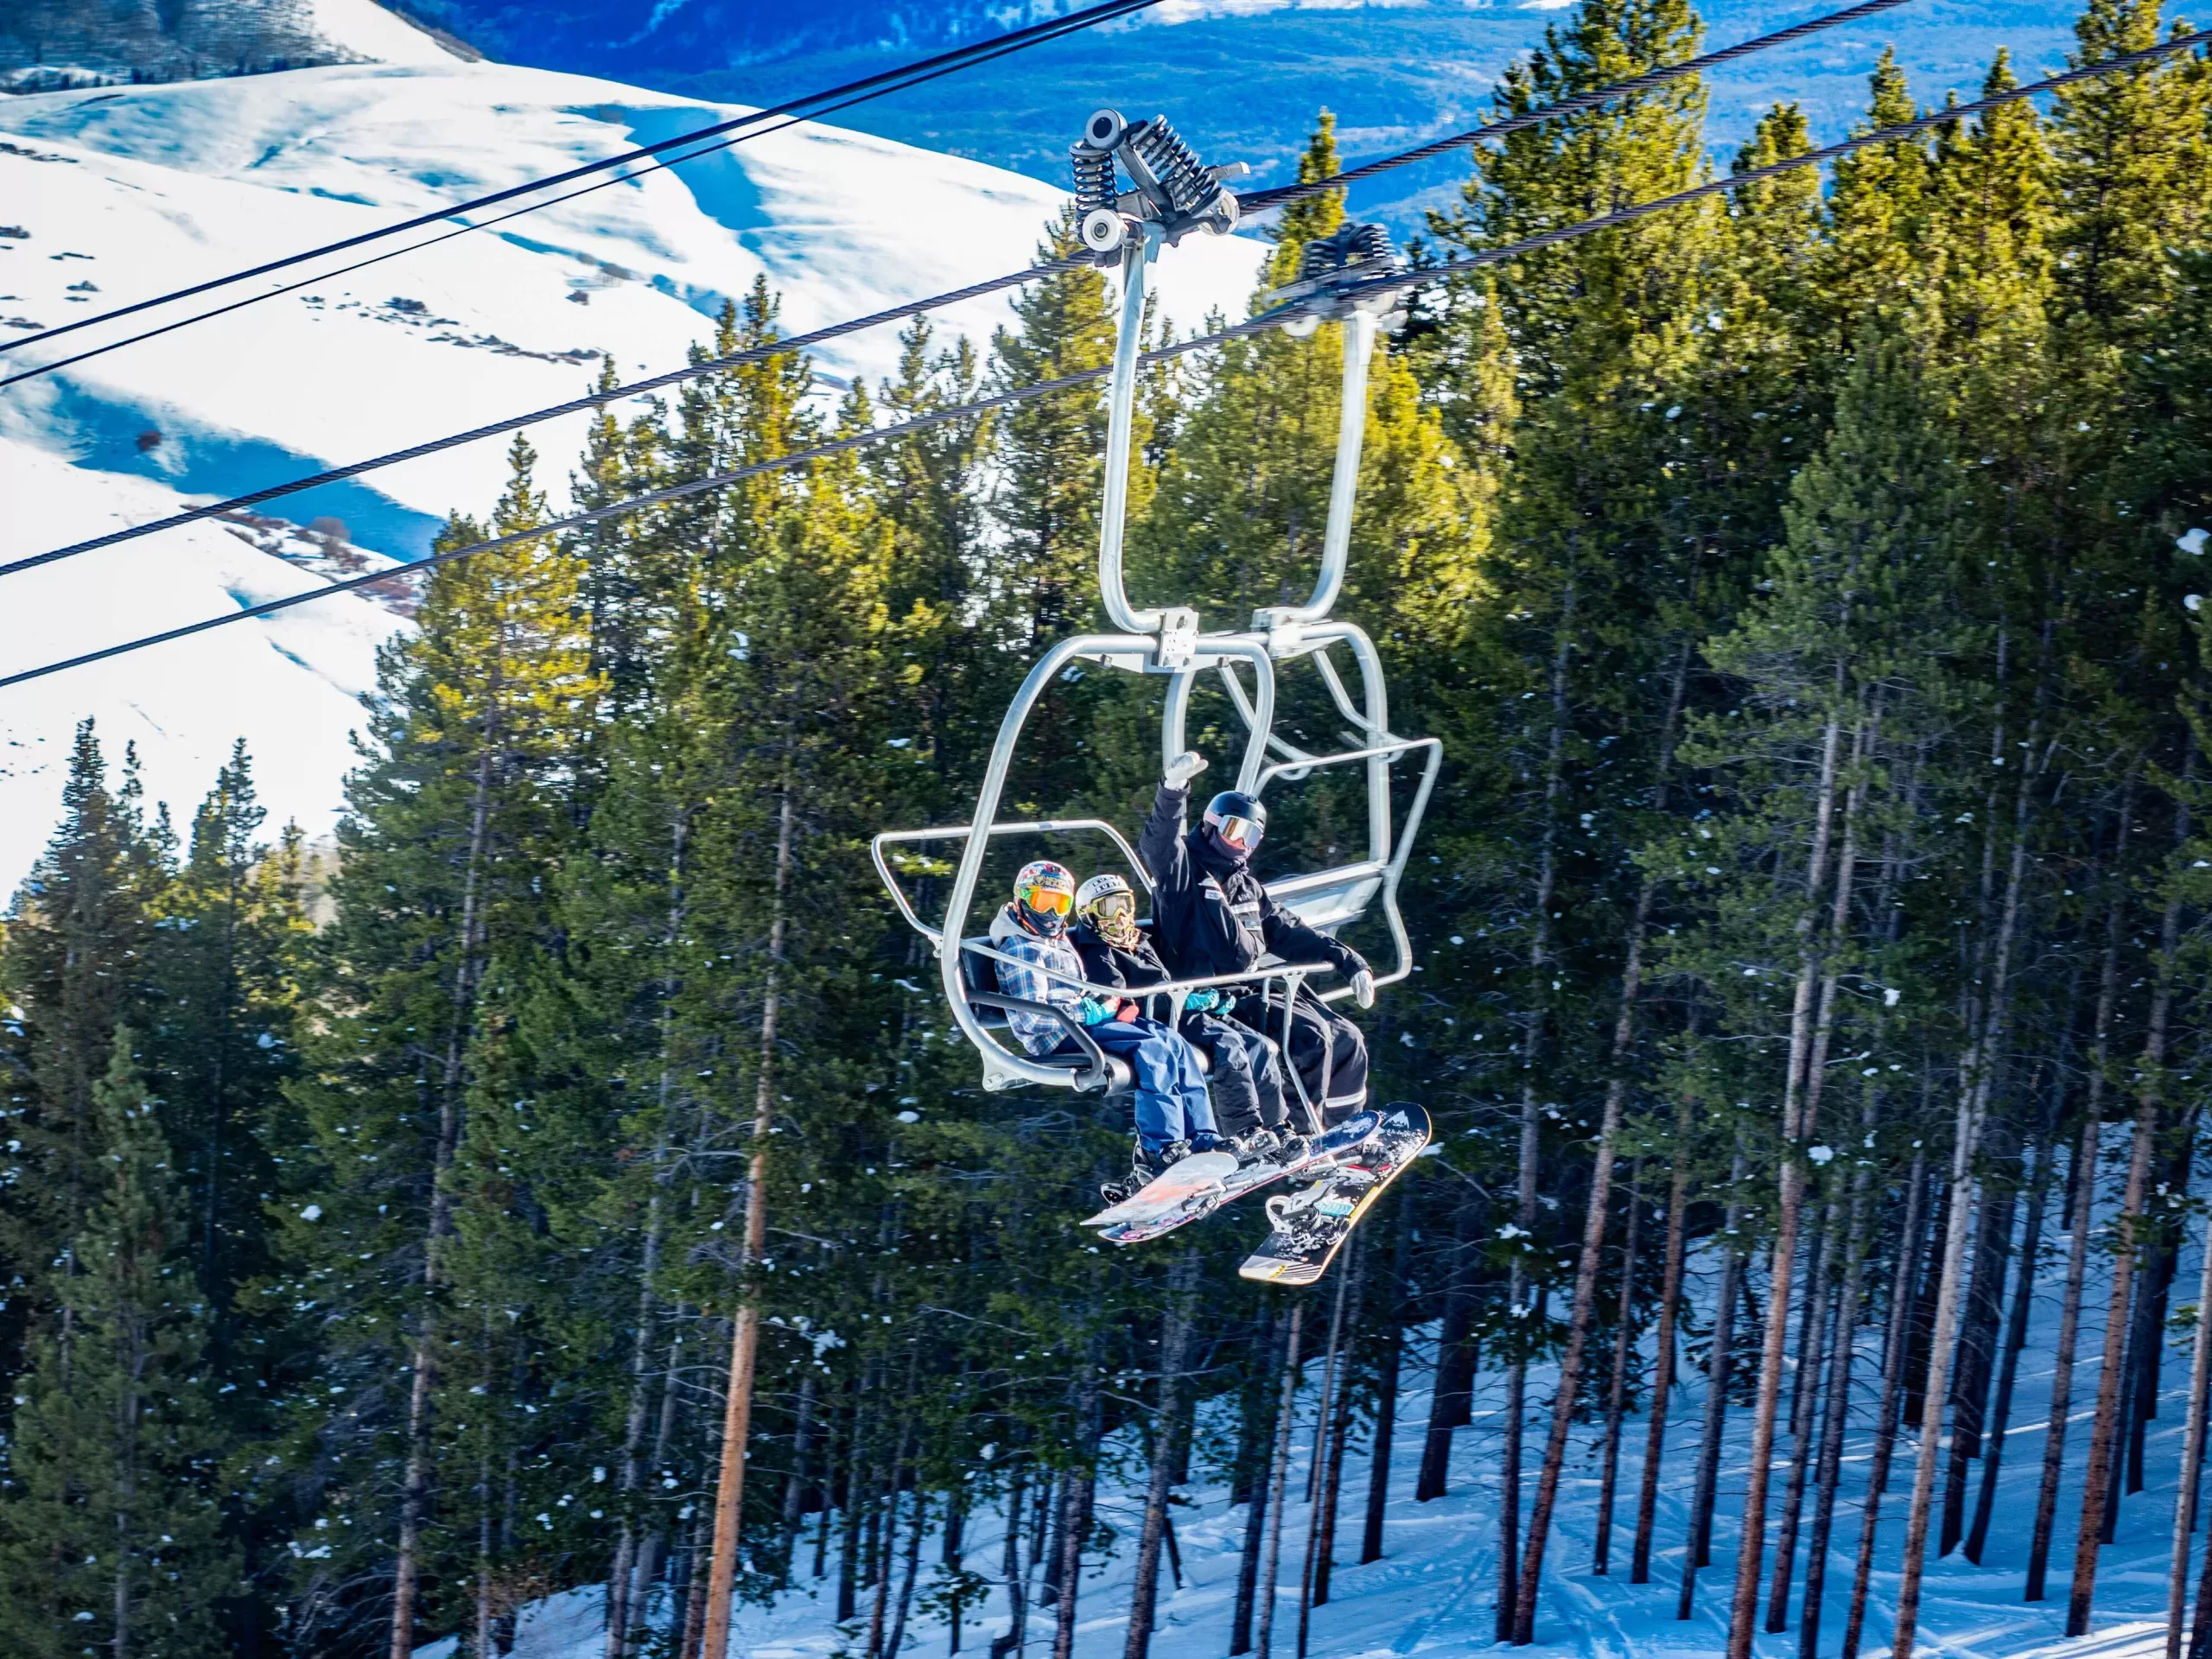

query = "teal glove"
[
  {"left": 1185, "top": 988, "right": 1222, "bottom": 1013},
  {"left": 1077, "top": 996, "right": 1115, "bottom": 1026}
]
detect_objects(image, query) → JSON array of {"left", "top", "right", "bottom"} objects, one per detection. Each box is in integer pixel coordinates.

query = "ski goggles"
[
  {"left": 1022, "top": 886, "right": 1073, "bottom": 916},
  {"left": 1215, "top": 814, "right": 1264, "bottom": 852},
  {"left": 1087, "top": 890, "right": 1136, "bottom": 920}
]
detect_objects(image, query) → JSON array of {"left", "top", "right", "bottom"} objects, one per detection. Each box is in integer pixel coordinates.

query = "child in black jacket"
[{"left": 1070, "top": 873, "right": 1306, "bottom": 1147}]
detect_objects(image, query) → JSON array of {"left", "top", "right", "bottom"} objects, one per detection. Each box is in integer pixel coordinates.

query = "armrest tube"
[{"left": 967, "top": 992, "right": 1114, "bottom": 1092}]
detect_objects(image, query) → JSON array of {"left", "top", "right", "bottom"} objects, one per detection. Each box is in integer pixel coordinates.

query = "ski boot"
[{"left": 1098, "top": 1140, "right": 1185, "bottom": 1207}]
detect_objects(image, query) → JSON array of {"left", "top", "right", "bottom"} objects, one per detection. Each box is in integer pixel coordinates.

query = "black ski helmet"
[{"left": 1201, "top": 790, "right": 1268, "bottom": 860}]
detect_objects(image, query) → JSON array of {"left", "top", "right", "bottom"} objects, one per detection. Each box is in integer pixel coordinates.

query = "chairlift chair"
[{"left": 869, "top": 112, "right": 1441, "bottom": 1094}]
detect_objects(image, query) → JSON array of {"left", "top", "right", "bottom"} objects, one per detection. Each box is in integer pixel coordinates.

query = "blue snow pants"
[{"left": 1053, "top": 1015, "right": 1216, "bottom": 1152}]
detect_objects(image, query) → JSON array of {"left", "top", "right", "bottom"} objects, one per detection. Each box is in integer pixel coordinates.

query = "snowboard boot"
[
  {"left": 1098, "top": 1141, "right": 1178, "bottom": 1207},
  {"left": 1225, "top": 1126, "right": 1282, "bottom": 1163}
]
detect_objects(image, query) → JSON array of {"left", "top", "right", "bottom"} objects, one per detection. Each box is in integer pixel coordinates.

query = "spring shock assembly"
[{"left": 1070, "top": 106, "right": 1244, "bottom": 260}]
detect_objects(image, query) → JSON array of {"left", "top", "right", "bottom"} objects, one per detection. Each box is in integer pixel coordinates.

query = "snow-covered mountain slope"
[
  {"left": 0, "top": 55, "right": 1268, "bottom": 893},
  {"left": 0, "top": 439, "right": 404, "bottom": 887}
]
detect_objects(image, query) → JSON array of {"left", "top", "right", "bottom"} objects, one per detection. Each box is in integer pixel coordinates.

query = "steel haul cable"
[
  {"left": 0, "top": 0, "right": 1936, "bottom": 582},
  {"left": 9, "top": 22, "right": 2204, "bottom": 695},
  {"left": 0, "top": 0, "right": 1166, "bottom": 362},
  {"left": 0, "top": 21, "right": 1113, "bottom": 396},
  {"left": 1242, "top": 0, "right": 1922, "bottom": 211}
]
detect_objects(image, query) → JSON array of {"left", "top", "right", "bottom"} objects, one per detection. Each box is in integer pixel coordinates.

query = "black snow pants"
[
  {"left": 1234, "top": 985, "right": 1368, "bottom": 1130},
  {"left": 1178, "top": 1011, "right": 1288, "bottom": 1138}
]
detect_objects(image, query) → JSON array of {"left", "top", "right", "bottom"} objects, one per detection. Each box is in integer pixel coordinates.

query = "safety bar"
[
  {"left": 1309, "top": 734, "right": 1442, "bottom": 1003},
  {"left": 1256, "top": 734, "right": 1432, "bottom": 792},
  {"left": 958, "top": 933, "right": 1337, "bottom": 1001},
  {"left": 872, "top": 817, "right": 1151, "bottom": 947}
]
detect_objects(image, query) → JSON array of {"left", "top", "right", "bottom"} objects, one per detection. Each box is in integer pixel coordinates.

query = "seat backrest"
[
  {"left": 1268, "top": 868, "right": 1382, "bottom": 936},
  {"left": 958, "top": 938, "right": 1009, "bottom": 1028}
]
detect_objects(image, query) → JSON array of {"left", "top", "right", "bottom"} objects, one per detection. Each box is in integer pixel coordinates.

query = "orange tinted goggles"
[{"left": 1025, "top": 887, "right": 1073, "bottom": 915}]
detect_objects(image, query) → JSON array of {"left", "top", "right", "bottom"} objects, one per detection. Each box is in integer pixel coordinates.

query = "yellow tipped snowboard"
[{"left": 1238, "top": 1103, "right": 1431, "bottom": 1285}]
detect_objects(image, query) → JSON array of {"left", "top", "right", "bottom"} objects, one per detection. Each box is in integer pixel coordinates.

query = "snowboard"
[
  {"left": 1237, "top": 1103, "right": 1432, "bottom": 1285},
  {"left": 1081, "top": 1150, "right": 1238, "bottom": 1230},
  {"left": 1089, "top": 1109, "right": 1385, "bottom": 1247}
]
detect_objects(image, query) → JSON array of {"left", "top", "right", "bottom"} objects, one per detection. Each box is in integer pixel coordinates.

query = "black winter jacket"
[
  {"left": 1137, "top": 782, "right": 1369, "bottom": 986},
  {"left": 1070, "top": 922, "right": 1172, "bottom": 993}
]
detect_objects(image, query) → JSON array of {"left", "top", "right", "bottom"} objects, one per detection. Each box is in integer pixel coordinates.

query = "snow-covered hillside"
[
  {"left": 420, "top": 1211, "right": 2212, "bottom": 1659},
  {"left": 0, "top": 39, "right": 1268, "bottom": 893}
]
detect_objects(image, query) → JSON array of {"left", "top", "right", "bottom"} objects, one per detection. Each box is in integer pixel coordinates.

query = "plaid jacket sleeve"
[{"left": 996, "top": 933, "right": 1084, "bottom": 1055}]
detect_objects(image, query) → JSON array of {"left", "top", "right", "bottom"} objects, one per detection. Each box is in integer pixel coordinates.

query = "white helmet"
[{"left": 1076, "top": 872, "right": 1141, "bottom": 945}]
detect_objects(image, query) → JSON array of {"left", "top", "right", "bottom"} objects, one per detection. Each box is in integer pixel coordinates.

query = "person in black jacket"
[
  {"left": 1070, "top": 872, "right": 1298, "bottom": 1152},
  {"left": 1139, "top": 750, "right": 1375, "bottom": 1126}
]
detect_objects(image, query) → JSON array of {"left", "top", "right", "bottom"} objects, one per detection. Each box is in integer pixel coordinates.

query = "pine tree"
[
  {"left": 149, "top": 743, "right": 311, "bottom": 1320},
  {"left": 0, "top": 1030, "right": 235, "bottom": 1659},
  {"left": 270, "top": 435, "right": 597, "bottom": 1654},
  {"left": 0, "top": 722, "right": 163, "bottom": 1394}
]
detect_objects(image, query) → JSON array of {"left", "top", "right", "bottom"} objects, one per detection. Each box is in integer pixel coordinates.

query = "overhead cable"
[
  {"left": 0, "top": 22, "right": 1109, "bottom": 396},
  {"left": 0, "top": 314, "right": 1284, "bottom": 691},
  {"left": 0, "top": 0, "right": 1164, "bottom": 361},
  {"left": 0, "top": 257, "right": 1080, "bottom": 580},
  {"left": 0, "top": 0, "right": 1950, "bottom": 582},
  {"left": 13, "top": 22, "right": 2206, "bottom": 694},
  {"left": 1241, "top": 0, "right": 1921, "bottom": 212}
]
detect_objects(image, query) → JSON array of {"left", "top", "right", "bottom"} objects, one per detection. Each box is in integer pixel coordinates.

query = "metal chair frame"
[{"left": 868, "top": 129, "right": 1440, "bottom": 1095}]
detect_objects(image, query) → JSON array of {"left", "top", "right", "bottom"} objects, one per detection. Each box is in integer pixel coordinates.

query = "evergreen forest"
[{"left": 6, "top": 2, "right": 2212, "bottom": 1654}]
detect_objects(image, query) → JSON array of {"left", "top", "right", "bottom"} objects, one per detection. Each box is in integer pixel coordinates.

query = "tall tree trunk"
[
  {"left": 988, "top": 1462, "right": 1027, "bottom": 1659},
  {"left": 1891, "top": 705, "right": 2050, "bottom": 1659},
  {"left": 1052, "top": 1365, "right": 1102, "bottom": 1659},
  {"left": 1417, "top": 1193, "right": 1479, "bottom": 1497},
  {"left": 2071, "top": 776, "right": 2190, "bottom": 1636},
  {"left": 2029, "top": 842, "right": 2131, "bottom": 1601},
  {"left": 626, "top": 1319, "right": 690, "bottom": 1653},
  {"left": 1313, "top": 1242, "right": 1363, "bottom": 1610},
  {"left": 887, "top": 1493, "right": 928, "bottom": 1659},
  {"left": 392, "top": 718, "right": 501, "bottom": 1659},
  {"left": 2127, "top": 1184, "right": 2185, "bottom": 1503},
  {"left": 1363, "top": 1200, "right": 1413, "bottom": 1566},
  {"left": 2061, "top": 765, "right": 2185, "bottom": 1637},
  {"left": 1513, "top": 638, "right": 1684, "bottom": 1637},
  {"left": 1680, "top": 1154, "right": 1747, "bottom": 1619},
  {"left": 1230, "top": 1317, "right": 1279, "bottom": 1659},
  {"left": 1298, "top": 1258, "right": 1352, "bottom": 1658},
  {"left": 1124, "top": 1256, "right": 1197, "bottom": 1659},
  {"left": 1889, "top": 1140, "right": 1986, "bottom": 1659},
  {"left": 704, "top": 786, "right": 797, "bottom": 1656},
  {"left": 1800, "top": 1090, "right": 1879, "bottom": 1656},
  {"left": 1967, "top": 1128, "right": 2053, "bottom": 1563},
  {"left": 1593, "top": 1162, "right": 1643, "bottom": 1577},
  {"left": 1767, "top": 1203, "right": 1840, "bottom": 1631},
  {"left": 609, "top": 817, "right": 689, "bottom": 1654},
  {"left": 1633, "top": 1097, "right": 1694, "bottom": 1586},
  {"left": 780, "top": 1373, "right": 819, "bottom": 1584},
  {"left": 868, "top": 1411, "right": 917, "bottom": 1659},
  {"left": 2171, "top": 1206, "right": 2212, "bottom": 1657},
  {"left": 1942, "top": 1167, "right": 2017, "bottom": 1556},
  {"left": 1499, "top": 594, "right": 1575, "bottom": 1641},
  {"left": 1840, "top": 1147, "right": 1929, "bottom": 1659},
  {"left": 1255, "top": 1308, "right": 1304, "bottom": 1659},
  {"left": 1726, "top": 700, "right": 1858, "bottom": 1659},
  {"left": 1981, "top": 1084, "right": 2061, "bottom": 1566}
]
